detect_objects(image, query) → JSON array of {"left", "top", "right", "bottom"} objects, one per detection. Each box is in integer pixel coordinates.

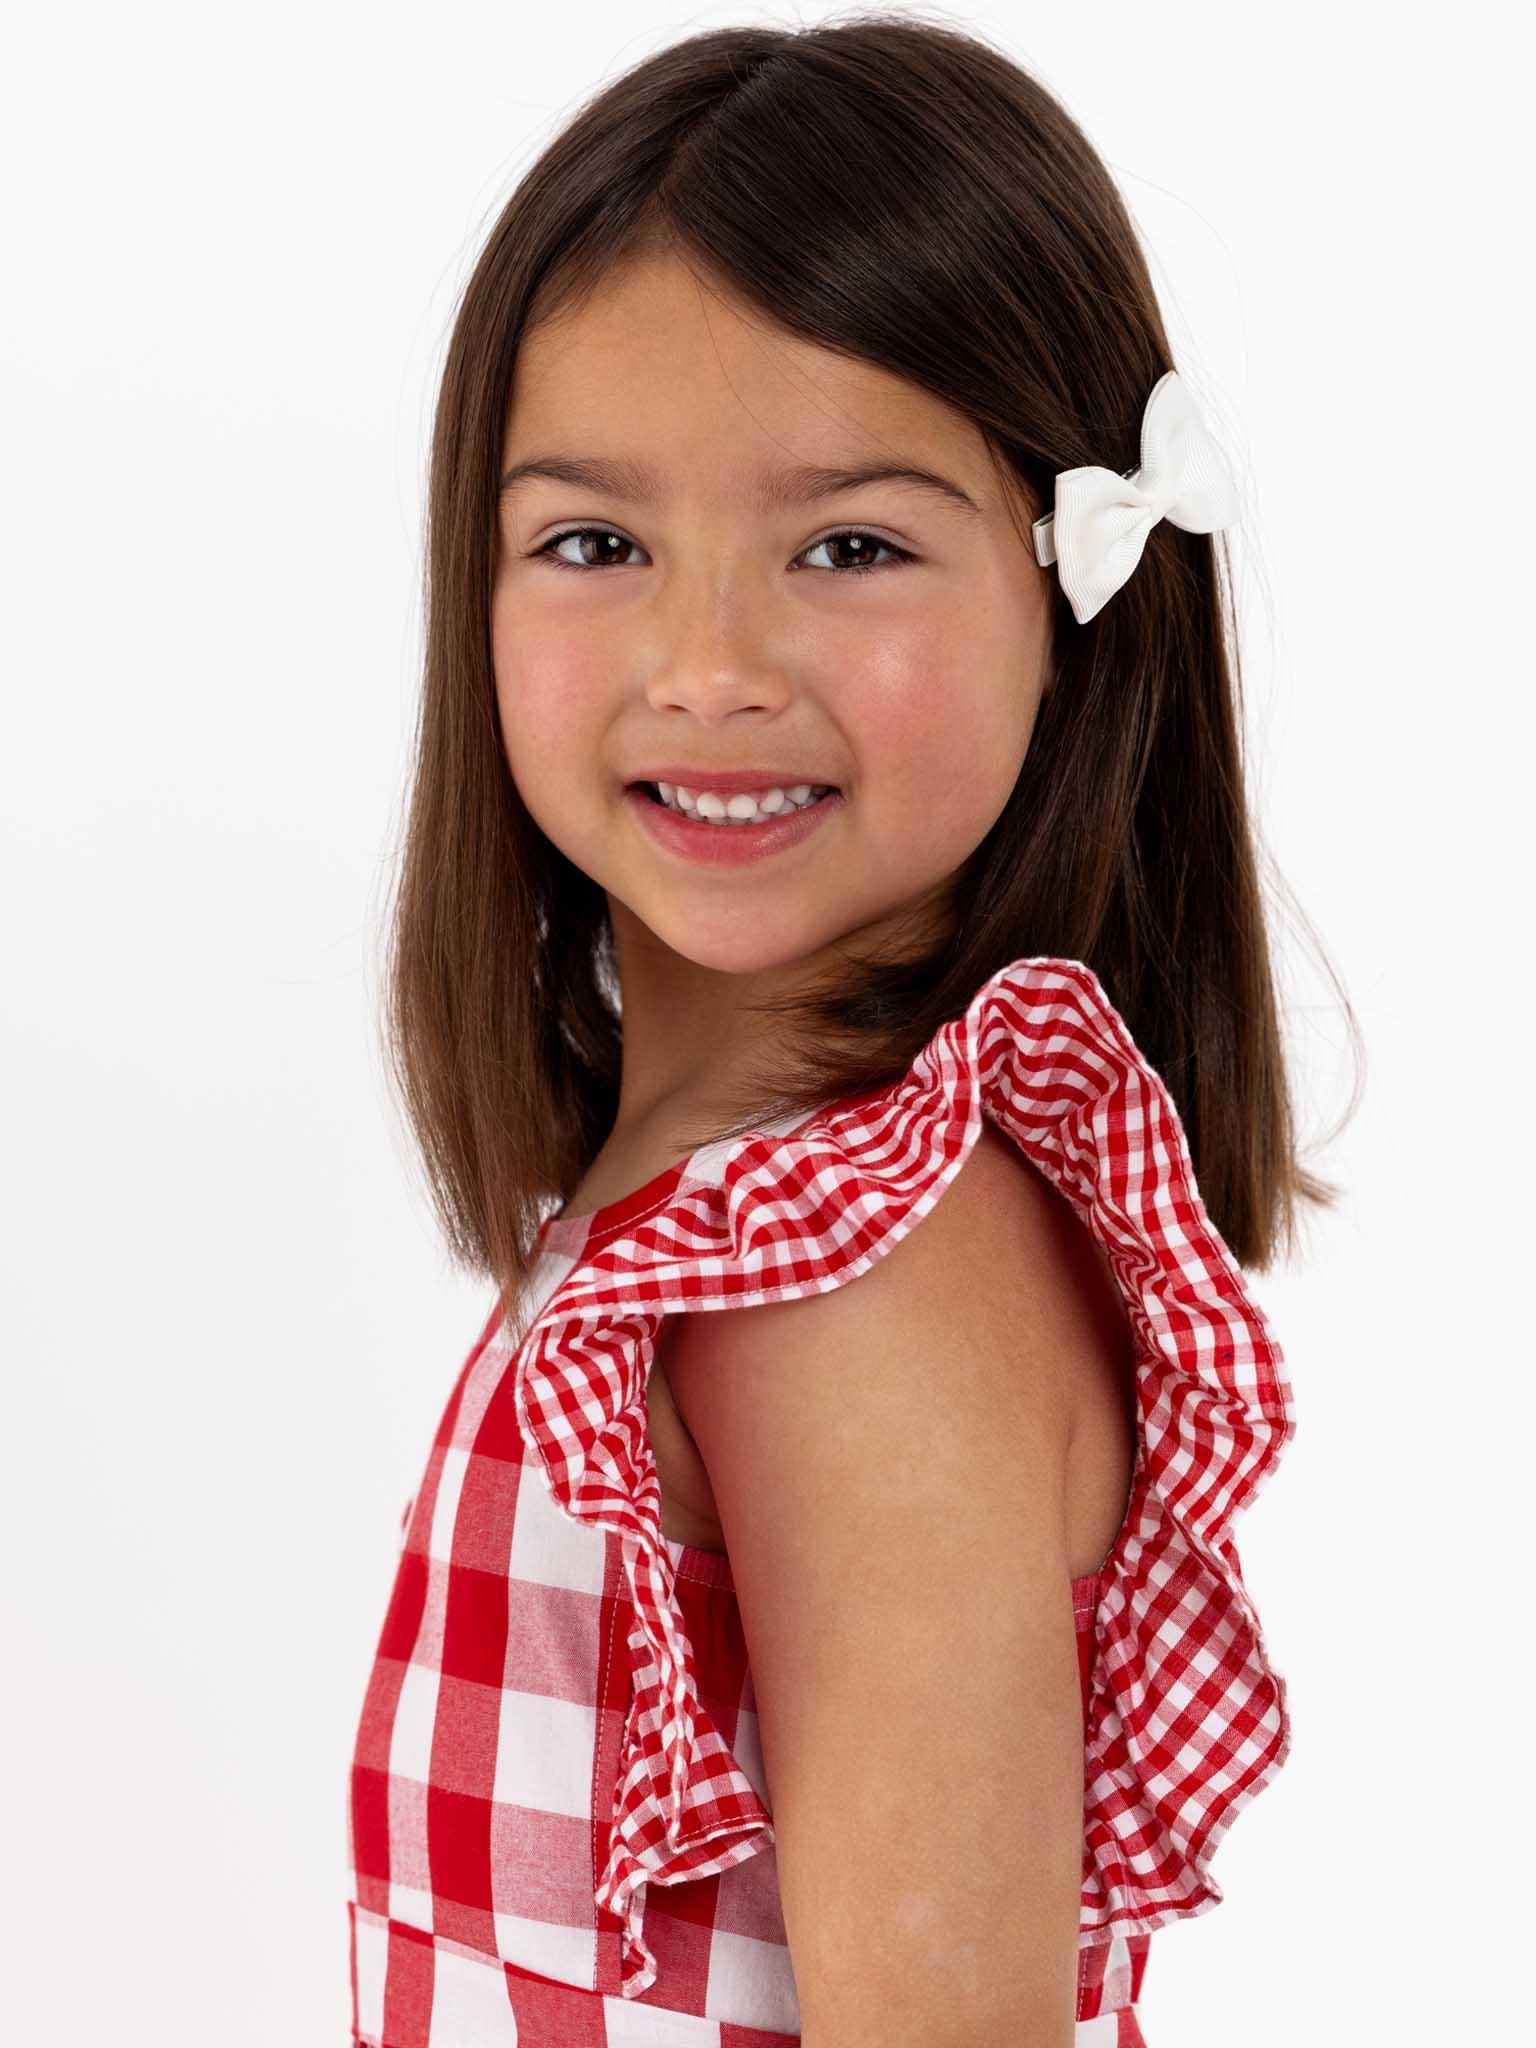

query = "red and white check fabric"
[
  {"left": 348, "top": 1563, "right": 1144, "bottom": 2042},
  {"left": 510, "top": 954, "right": 1295, "bottom": 1998},
  {"left": 347, "top": 952, "right": 1293, "bottom": 2032},
  {"left": 347, "top": 1917, "right": 1150, "bottom": 2045}
]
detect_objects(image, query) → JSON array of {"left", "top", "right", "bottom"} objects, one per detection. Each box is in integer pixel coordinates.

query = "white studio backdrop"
[{"left": 2, "top": 3, "right": 1527, "bottom": 2041}]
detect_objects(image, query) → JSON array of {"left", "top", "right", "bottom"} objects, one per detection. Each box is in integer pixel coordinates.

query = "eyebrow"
[{"left": 497, "top": 453, "right": 984, "bottom": 519}]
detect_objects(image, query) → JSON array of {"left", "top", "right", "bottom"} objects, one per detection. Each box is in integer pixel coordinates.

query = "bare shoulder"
[
  {"left": 665, "top": 1113, "right": 1135, "bottom": 1580},
  {"left": 660, "top": 1114, "right": 1133, "bottom": 2043}
]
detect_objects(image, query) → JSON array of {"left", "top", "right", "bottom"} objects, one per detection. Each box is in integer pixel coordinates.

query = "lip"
[
  {"left": 625, "top": 768, "right": 841, "bottom": 797},
  {"left": 624, "top": 782, "right": 844, "bottom": 867}
]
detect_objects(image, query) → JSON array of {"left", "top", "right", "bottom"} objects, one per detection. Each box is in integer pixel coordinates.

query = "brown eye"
[
  {"left": 801, "top": 529, "right": 910, "bottom": 576},
  {"left": 536, "top": 526, "right": 645, "bottom": 570}
]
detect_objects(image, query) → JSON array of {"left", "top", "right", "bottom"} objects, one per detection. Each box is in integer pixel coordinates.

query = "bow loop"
[{"left": 1032, "top": 371, "right": 1239, "bottom": 624}]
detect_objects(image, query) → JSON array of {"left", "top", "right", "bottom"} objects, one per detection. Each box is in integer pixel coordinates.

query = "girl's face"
[{"left": 492, "top": 247, "right": 1052, "bottom": 981}]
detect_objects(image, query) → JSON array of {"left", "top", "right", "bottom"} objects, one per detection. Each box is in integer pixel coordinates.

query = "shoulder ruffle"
[{"left": 512, "top": 954, "right": 1296, "bottom": 1998}]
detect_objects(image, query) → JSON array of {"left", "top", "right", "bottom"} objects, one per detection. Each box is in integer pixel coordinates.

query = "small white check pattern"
[{"left": 511, "top": 955, "right": 1295, "bottom": 1997}]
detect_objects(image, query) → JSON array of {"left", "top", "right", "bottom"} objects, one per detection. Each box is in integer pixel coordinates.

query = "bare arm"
[{"left": 664, "top": 1122, "right": 1105, "bottom": 2048}]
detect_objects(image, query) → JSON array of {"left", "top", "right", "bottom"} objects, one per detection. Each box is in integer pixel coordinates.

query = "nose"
[{"left": 641, "top": 582, "right": 794, "bottom": 721}]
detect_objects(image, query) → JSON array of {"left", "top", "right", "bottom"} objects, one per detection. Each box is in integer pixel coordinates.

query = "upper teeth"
[{"left": 656, "top": 781, "right": 834, "bottom": 824}]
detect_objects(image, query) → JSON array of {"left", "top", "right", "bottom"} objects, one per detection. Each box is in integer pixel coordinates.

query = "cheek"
[
  {"left": 490, "top": 668, "right": 610, "bottom": 864},
  {"left": 851, "top": 654, "right": 1029, "bottom": 833},
  {"left": 490, "top": 601, "right": 606, "bottom": 774}
]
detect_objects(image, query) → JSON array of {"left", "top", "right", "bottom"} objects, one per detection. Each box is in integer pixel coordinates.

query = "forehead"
[{"left": 501, "top": 247, "right": 1001, "bottom": 500}]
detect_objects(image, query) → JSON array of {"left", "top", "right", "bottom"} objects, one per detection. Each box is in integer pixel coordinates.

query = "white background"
[{"left": 3, "top": 2, "right": 1528, "bottom": 2041}]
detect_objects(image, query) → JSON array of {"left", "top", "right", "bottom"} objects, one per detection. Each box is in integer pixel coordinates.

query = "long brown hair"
[{"left": 378, "top": 11, "right": 1358, "bottom": 1311}]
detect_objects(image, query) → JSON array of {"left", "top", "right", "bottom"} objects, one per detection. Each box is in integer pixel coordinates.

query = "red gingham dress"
[{"left": 346, "top": 955, "right": 1296, "bottom": 2045}]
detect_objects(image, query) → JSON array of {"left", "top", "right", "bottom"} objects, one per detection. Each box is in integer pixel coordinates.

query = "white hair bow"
[{"left": 1031, "top": 370, "right": 1240, "bottom": 624}]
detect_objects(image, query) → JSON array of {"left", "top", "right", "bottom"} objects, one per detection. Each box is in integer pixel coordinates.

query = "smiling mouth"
[{"left": 635, "top": 780, "right": 838, "bottom": 825}]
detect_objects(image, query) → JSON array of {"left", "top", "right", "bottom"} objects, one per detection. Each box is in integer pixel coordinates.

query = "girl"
[{"left": 347, "top": 17, "right": 1319, "bottom": 2046}]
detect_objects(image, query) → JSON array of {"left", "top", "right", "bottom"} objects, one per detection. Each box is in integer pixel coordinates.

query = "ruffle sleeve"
[{"left": 512, "top": 953, "right": 1296, "bottom": 1999}]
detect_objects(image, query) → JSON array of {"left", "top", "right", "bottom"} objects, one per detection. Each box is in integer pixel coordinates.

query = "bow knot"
[{"left": 1032, "top": 370, "right": 1239, "bottom": 624}]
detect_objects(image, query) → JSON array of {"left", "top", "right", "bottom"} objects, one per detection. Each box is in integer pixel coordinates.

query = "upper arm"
[{"left": 661, "top": 1120, "right": 1095, "bottom": 2046}]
